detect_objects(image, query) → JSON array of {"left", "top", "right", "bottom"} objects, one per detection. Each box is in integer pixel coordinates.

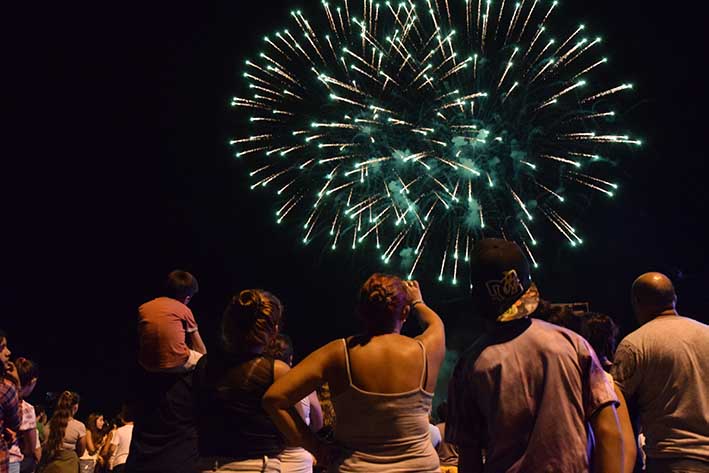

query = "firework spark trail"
[{"left": 232, "top": 0, "right": 640, "bottom": 285}]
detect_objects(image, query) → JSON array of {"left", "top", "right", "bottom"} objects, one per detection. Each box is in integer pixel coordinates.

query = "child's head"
[{"left": 165, "top": 270, "right": 199, "bottom": 304}]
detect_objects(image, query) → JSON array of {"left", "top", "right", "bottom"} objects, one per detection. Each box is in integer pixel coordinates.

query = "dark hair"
[
  {"left": 119, "top": 402, "right": 135, "bottom": 423},
  {"left": 437, "top": 401, "right": 449, "bottom": 423},
  {"left": 358, "top": 273, "right": 408, "bottom": 332},
  {"left": 165, "top": 270, "right": 199, "bottom": 301},
  {"left": 45, "top": 391, "right": 80, "bottom": 461},
  {"left": 222, "top": 289, "right": 283, "bottom": 354},
  {"left": 581, "top": 312, "right": 619, "bottom": 362},
  {"left": 15, "top": 357, "right": 39, "bottom": 387},
  {"left": 86, "top": 413, "right": 107, "bottom": 451},
  {"left": 269, "top": 334, "right": 294, "bottom": 365}
]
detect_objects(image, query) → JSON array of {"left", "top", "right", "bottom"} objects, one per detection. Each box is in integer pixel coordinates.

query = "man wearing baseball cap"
[{"left": 445, "top": 238, "right": 627, "bottom": 473}]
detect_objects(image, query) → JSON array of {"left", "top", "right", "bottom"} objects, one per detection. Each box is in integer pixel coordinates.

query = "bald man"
[{"left": 611, "top": 273, "right": 709, "bottom": 473}]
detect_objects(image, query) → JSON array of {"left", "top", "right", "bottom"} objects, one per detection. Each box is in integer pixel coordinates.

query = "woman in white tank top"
[
  {"left": 264, "top": 275, "right": 446, "bottom": 472},
  {"left": 268, "top": 335, "right": 324, "bottom": 473}
]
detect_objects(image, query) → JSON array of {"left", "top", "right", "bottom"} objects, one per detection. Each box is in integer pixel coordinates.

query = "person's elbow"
[{"left": 262, "top": 388, "right": 286, "bottom": 415}]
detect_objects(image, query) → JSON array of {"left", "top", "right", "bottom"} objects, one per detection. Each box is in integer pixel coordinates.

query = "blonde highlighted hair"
[{"left": 222, "top": 289, "right": 283, "bottom": 353}]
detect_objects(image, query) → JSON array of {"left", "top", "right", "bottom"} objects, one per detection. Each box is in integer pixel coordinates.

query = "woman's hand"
[{"left": 404, "top": 280, "right": 424, "bottom": 307}]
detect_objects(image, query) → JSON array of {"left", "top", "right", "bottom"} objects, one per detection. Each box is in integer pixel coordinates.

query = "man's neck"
[{"left": 645, "top": 309, "right": 679, "bottom": 324}]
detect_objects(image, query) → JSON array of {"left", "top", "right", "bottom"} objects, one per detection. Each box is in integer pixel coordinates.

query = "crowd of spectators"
[{"left": 2, "top": 239, "right": 707, "bottom": 473}]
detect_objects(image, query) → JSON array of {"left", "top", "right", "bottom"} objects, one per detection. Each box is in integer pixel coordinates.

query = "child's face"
[{"left": 0, "top": 337, "right": 10, "bottom": 367}]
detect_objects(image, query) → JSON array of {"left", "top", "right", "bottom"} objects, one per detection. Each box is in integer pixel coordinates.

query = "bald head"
[{"left": 632, "top": 272, "right": 677, "bottom": 322}]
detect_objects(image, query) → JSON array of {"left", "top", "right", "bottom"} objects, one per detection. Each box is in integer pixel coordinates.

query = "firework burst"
[{"left": 230, "top": 0, "right": 640, "bottom": 285}]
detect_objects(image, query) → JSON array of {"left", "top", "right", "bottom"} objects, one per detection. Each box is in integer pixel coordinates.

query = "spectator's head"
[
  {"left": 437, "top": 401, "right": 449, "bottom": 423},
  {"left": 357, "top": 273, "right": 410, "bottom": 334},
  {"left": 547, "top": 307, "right": 583, "bottom": 333},
  {"left": 35, "top": 404, "right": 47, "bottom": 423},
  {"left": 165, "top": 270, "right": 199, "bottom": 304},
  {"left": 15, "top": 357, "right": 39, "bottom": 398},
  {"left": 469, "top": 238, "right": 538, "bottom": 321},
  {"left": 119, "top": 402, "right": 135, "bottom": 424},
  {"left": 0, "top": 329, "right": 11, "bottom": 372},
  {"left": 269, "top": 334, "right": 294, "bottom": 366},
  {"left": 222, "top": 289, "right": 283, "bottom": 355},
  {"left": 87, "top": 413, "right": 107, "bottom": 439},
  {"left": 46, "top": 391, "right": 80, "bottom": 461},
  {"left": 631, "top": 272, "right": 677, "bottom": 324},
  {"left": 580, "top": 312, "right": 619, "bottom": 367}
]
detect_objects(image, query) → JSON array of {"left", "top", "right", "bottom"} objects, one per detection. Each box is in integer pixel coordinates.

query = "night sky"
[{"left": 4, "top": 1, "right": 708, "bottom": 417}]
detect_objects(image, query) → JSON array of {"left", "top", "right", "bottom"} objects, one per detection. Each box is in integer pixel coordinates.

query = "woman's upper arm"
[
  {"left": 264, "top": 340, "right": 340, "bottom": 409},
  {"left": 76, "top": 435, "right": 87, "bottom": 456}
]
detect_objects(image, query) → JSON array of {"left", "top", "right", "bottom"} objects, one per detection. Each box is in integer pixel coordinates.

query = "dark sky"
[{"left": 4, "top": 1, "right": 708, "bottom": 416}]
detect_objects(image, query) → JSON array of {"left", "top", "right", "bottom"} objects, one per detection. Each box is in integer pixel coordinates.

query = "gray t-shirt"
[
  {"left": 612, "top": 315, "right": 709, "bottom": 463},
  {"left": 64, "top": 419, "right": 86, "bottom": 451},
  {"left": 447, "top": 318, "right": 618, "bottom": 473}
]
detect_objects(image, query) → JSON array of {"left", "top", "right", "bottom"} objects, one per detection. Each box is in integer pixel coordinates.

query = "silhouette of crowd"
[{"left": 2, "top": 239, "right": 707, "bottom": 473}]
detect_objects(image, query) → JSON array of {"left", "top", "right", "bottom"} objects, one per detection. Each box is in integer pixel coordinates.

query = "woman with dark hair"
[
  {"left": 264, "top": 275, "right": 446, "bottom": 472},
  {"left": 41, "top": 391, "right": 86, "bottom": 473},
  {"left": 192, "top": 289, "right": 288, "bottom": 472},
  {"left": 79, "top": 414, "right": 109, "bottom": 473}
]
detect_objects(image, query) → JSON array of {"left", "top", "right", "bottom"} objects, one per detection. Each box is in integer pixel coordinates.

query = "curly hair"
[
  {"left": 222, "top": 289, "right": 283, "bottom": 354},
  {"left": 45, "top": 391, "right": 80, "bottom": 461},
  {"left": 581, "top": 312, "right": 619, "bottom": 361},
  {"left": 268, "top": 334, "right": 294, "bottom": 365},
  {"left": 358, "top": 273, "right": 408, "bottom": 332}
]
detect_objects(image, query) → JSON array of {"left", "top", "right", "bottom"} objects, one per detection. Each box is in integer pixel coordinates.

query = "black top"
[
  {"left": 124, "top": 369, "right": 198, "bottom": 473},
  {"left": 193, "top": 350, "right": 285, "bottom": 460}
]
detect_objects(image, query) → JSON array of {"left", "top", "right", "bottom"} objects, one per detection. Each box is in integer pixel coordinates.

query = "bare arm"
[
  {"left": 189, "top": 331, "right": 207, "bottom": 355},
  {"left": 85, "top": 430, "right": 97, "bottom": 455},
  {"left": 20, "top": 428, "right": 38, "bottom": 459},
  {"left": 99, "top": 430, "right": 114, "bottom": 463},
  {"left": 406, "top": 281, "right": 446, "bottom": 390},
  {"left": 613, "top": 384, "right": 637, "bottom": 473},
  {"left": 458, "top": 447, "right": 484, "bottom": 473},
  {"left": 263, "top": 341, "right": 340, "bottom": 459},
  {"left": 590, "top": 404, "right": 624, "bottom": 473},
  {"left": 75, "top": 435, "right": 86, "bottom": 457},
  {"left": 308, "top": 391, "right": 324, "bottom": 432}
]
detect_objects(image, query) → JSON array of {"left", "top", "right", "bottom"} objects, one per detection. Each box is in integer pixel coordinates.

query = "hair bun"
[{"left": 237, "top": 290, "right": 260, "bottom": 308}]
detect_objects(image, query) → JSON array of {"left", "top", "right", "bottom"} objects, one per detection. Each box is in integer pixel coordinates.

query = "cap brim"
[{"left": 497, "top": 282, "right": 540, "bottom": 322}]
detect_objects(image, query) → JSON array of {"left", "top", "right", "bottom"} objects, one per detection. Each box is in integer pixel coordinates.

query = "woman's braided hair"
[{"left": 358, "top": 273, "right": 408, "bottom": 332}]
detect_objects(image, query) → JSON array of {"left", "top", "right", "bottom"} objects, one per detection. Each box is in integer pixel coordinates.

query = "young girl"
[
  {"left": 80, "top": 414, "right": 109, "bottom": 473},
  {"left": 41, "top": 391, "right": 86, "bottom": 473}
]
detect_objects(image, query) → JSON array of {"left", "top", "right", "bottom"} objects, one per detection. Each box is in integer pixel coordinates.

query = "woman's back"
[
  {"left": 193, "top": 351, "right": 284, "bottom": 460},
  {"left": 330, "top": 337, "right": 439, "bottom": 473}
]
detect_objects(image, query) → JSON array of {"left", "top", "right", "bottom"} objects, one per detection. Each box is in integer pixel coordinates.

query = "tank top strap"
[
  {"left": 416, "top": 339, "right": 428, "bottom": 390},
  {"left": 341, "top": 338, "right": 354, "bottom": 386}
]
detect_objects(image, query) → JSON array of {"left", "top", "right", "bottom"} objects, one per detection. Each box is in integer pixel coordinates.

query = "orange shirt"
[{"left": 138, "top": 297, "right": 198, "bottom": 371}]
